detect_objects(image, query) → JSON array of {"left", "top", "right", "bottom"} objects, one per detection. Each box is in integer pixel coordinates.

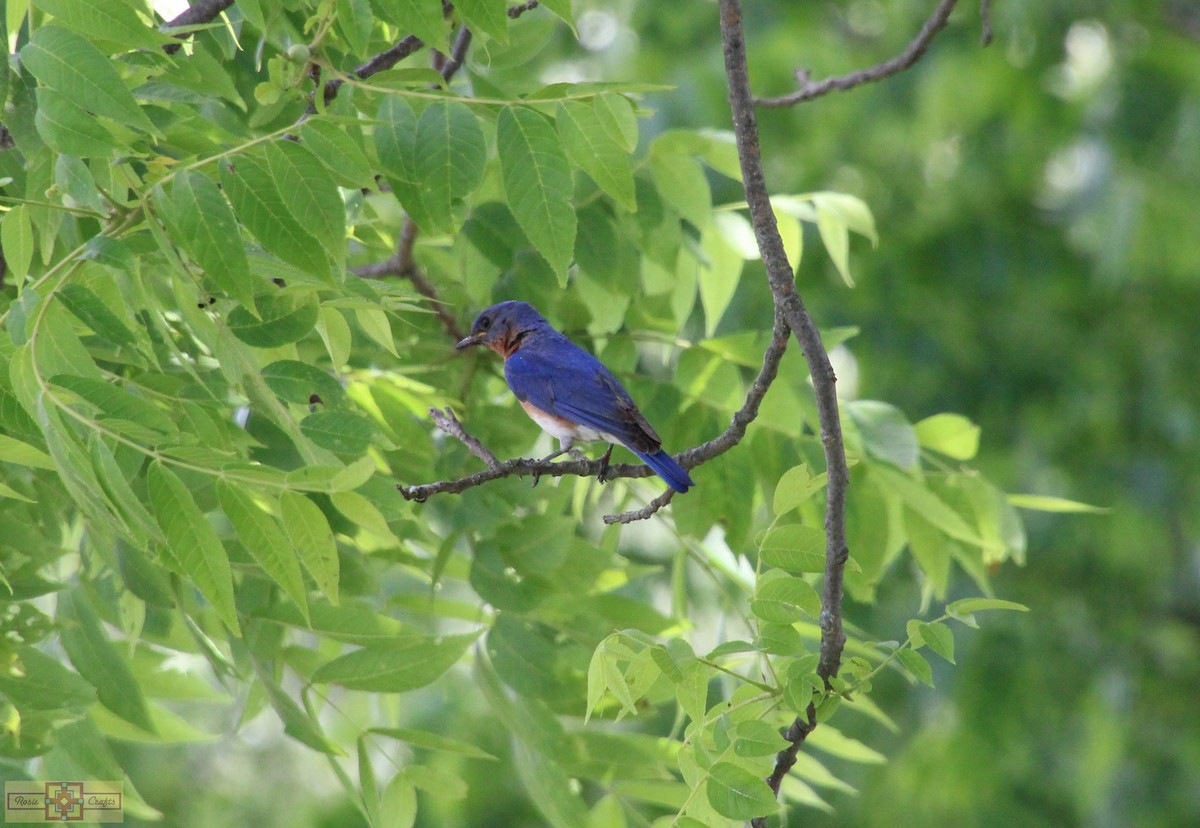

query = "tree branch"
[
  {"left": 754, "top": 0, "right": 959, "bottom": 107},
  {"left": 396, "top": 315, "right": 790, "bottom": 511},
  {"left": 318, "top": 34, "right": 425, "bottom": 111},
  {"left": 508, "top": 1, "right": 540, "bottom": 18},
  {"left": 718, "top": 0, "right": 851, "bottom": 822},
  {"left": 161, "top": 0, "right": 235, "bottom": 55}
]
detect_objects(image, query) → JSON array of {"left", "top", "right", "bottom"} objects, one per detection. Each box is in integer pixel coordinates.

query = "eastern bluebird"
[{"left": 455, "top": 301, "right": 694, "bottom": 493}]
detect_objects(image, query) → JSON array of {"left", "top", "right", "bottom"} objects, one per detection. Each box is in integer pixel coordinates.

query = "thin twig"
[
  {"left": 980, "top": 0, "right": 994, "bottom": 46},
  {"left": 315, "top": 34, "right": 424, "bottom": 114},
  {"left": 431, "top": 407, "right": 499, "bottom": 468},
  {"left": 508, "top": 1, "right": 540, "bottom": 19},
  {"left": 754, "top": 0, "right": 959, "bottom": 107},
  {"left": 719, "top": 0, "right": 851, "bottom": 823},
  {"left": 603, "top": 489, "right": 675, "bottom": 525},
  {"left": 161, "top": 0, "right": 235, "bottom": 55},
  {"left": 350, "top": 248, "right": 466, "bottom": 341}
]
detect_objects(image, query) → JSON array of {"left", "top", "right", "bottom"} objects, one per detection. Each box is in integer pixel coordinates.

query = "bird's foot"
[{"left": 596, "top": 445, "right": 615, "bottom": 484}]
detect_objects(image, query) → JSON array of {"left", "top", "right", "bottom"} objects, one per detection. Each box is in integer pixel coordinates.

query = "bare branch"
[
  {"left": 603, "top": 489, "right": 675, "bottom": 525},
  {"left": 508, "top": 1, "right": 540, "bottom": 19},
  {"left": 719, "top": 0, "right": 851, "bottom": 821},
  {"left": 754, "top": 0, "right": 959, "bottom": 107},
  {"left": 161, "top": 0, "right": 235, "bottom": 55},
  {"left": 351, "top": 220, "right": 466, "bottom": 340},
  {"left": 430, "top": 407, "right": 499, "bottom": 468},
  {"left": 436, "top": 25, "right": 474, "bottom": 83},
  {"left": 318, "top": 35, "right": 424, "bottom": 111},
  {"left": 980, "top": 0, "right": 994, "bottom": 46}
]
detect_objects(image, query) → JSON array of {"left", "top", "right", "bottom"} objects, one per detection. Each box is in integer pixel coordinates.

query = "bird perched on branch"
[{"left": 455, "top": 301, "right": 694, "bottom": 494}]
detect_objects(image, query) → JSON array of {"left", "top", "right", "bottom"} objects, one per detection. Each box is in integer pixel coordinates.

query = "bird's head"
[{"left": 455, "top": 301, "right": 549, "bottom": 357}]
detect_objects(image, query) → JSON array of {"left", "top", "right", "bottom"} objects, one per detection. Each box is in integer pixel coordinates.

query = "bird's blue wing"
[{"left": 505, "top": 338, "right": 661, "bottom": 452}]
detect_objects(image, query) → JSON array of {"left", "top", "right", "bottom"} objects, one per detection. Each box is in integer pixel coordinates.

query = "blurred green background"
[{"left": 37, "top": 1, "right": 1196, "bottom": 825}]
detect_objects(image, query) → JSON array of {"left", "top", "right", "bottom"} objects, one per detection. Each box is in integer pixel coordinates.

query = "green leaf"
[
  {"left": 905, "top": 508, "right": 950, "bottom": 598},
  {"left": 172, "top": 170, "right": 256, "bottom": 309},
  {"left": 20, "top": 26, "right": 158, "bottom": 134},
  {"left": 371, "top": 0, "right": 449, "bottom": 51},
  {"left": 261, "top": 360, "right": 346, "bottom": 406},
  {"left": 773, "top": 463, "right": 828, "bottom": 516},
  {"left": 279, "top": 492, "right": 339, "bottom": 604},
  {"left": 227, "top": 291, "right": 319, "bottom": 347},
  {"left": 31, "top": 0, "right": 173, "bottom": 52},
  {"left": 0, "top": 646, "right": 95, "bottom": 710},
  {"left": 51, "top": 375, "right": 177, "bottom": 439},
  {"left": 33, "top": 86, "right": 123, "bottom": 156},
  {"left": 946, "top": 597, "right": 1030, "bottom": 615},
  {"left": 498, "top": 106, "right": 576, "bottom": 283},
  {"left": 915, "top": 413, "right": 981, "bottom": 460},
  {"left": 375, "top": 96, "right": 437, "bottom": 231},
  {"left": 0, "top": 433, "right": 56, "bottom": 470},
  {"left": 330, "top": 490, "right": 394, "bottom": 539},
  {"left": 595, "top": 93, "right": 638, "bottom": 153},
  {"left": 252, "top": 659, "right": 343, "bottom": 755},
  {"left": 536, "top": 0, "right": 574, "bottom": 27},
  {"left": 217, "top": 481, "right": 309, "bottom": 621},
  {"left": 57, "top": 282, "right": 138, "bottom": 348},
  {"left": 145, "top": 461, "right": 239, "bottom": 631},
  {"left": 759, "top": 524, "right": 826, "bottom": 573},
  {"left": 263, "top": 140, "right": 345, "bottom": 276},
  {"left": 415, "top": 100, "right": 487, "bottom": 231},
  {"left": 848, "top": 400, "right": 919, "bottom": 470},
  {"left": 919, "top": 621, "right": 955, "bottom": 663},
  {"left": 896, "top": 647, "right": 934, "bottom": 686},
  {"left": 301, "top": 410, "right": 373, "bottom": 457},
  {"left": 805, "top": 724, "right": 887, "bottom": 763},
  {"left": 1007, "top": 494, "right": 1108, "bottom": 513},
  {"left": 649, "top": 153, "right": 710, "bottom": 229},
  {"left": 381, "top": 777, "right": 417, "bottom": 828},
  {"left": 355, "top": 307, "right": 398, "bottom": 356},
  {"left": 58, "top": 590, "right": 155, "bottom": 732},
  {"left": 456, "top": 0, "right": 508, "bottom": 43},
  {"left": 370, "top": 727, "right": 498, "bottom": 760},
  {"left": 299, "top": 118, "right": 376, "bottom": 189},
  {"left": 220, "top": 152, "right": 334, "bottom": 283},
  {"left": 699, "top": 216, "right": 744, "bottom": 337},
  {"left": 733, "top": 720, "right": 789, "bottom": 757},
  {"left": 872, "top": 465, "right": 985, "bottom": 547},
  {"left": 751, "top": 575, "right": 819, "bottom": 623},
  {"left": 557, "top": 99, "right": 636, "bottom": 211},
  {"left": 311, "top": 632, "right": 479, "bottom": 692},
  {"left": 1, "top": 206, "right": 34, "bottom": 282},
  {"left": 705, "top": 761, "right": 777, "bottom": 820},
  {"left": 811, "top": 192, "right": 876, "bottom": 287}
]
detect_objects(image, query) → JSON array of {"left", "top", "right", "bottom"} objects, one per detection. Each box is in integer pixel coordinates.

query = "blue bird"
[{"left": 455, "top": 301, "right": 694, "bottom": 494}]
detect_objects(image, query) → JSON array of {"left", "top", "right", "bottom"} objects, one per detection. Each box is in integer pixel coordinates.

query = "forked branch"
[{"left": 754, "top": 0, "right": 959, "bottom": 107}]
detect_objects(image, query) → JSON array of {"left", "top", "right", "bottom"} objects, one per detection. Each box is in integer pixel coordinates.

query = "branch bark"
[
  {"left": 718, "top": 0, "right": 851, "bottom": 822},
  {"left": 754, "top": 0, "right": 959, "bottom": 107},
  {"left": 161, "top": 0, "right": 235, "bottom": 55}
]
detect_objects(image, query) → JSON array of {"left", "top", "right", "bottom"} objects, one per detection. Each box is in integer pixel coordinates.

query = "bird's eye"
[{"left": 478, "top": 316, "right": 491, "bottom": 331}]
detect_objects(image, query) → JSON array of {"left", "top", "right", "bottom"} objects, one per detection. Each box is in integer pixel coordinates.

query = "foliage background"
[{"left": 0, "top": 1, "right": 1198, "bottom": 827}]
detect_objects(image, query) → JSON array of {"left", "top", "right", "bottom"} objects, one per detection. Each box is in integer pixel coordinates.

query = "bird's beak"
[{"left": 455, "top": 332, "right": 484, "bottom": 351}]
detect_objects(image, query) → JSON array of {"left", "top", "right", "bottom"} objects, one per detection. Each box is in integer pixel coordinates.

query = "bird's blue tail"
[{"left": 633, "top": 449, "right": 695, "bottom": 494}]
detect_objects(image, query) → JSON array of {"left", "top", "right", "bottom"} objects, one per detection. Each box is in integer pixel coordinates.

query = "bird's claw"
[{"left": 596, "top": 445, "right": 614, "bottom": 484}]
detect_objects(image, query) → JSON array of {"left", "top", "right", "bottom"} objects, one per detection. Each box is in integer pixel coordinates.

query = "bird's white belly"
[{"left": 522, "top": 403, "right": 612, "bottom": 445}]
